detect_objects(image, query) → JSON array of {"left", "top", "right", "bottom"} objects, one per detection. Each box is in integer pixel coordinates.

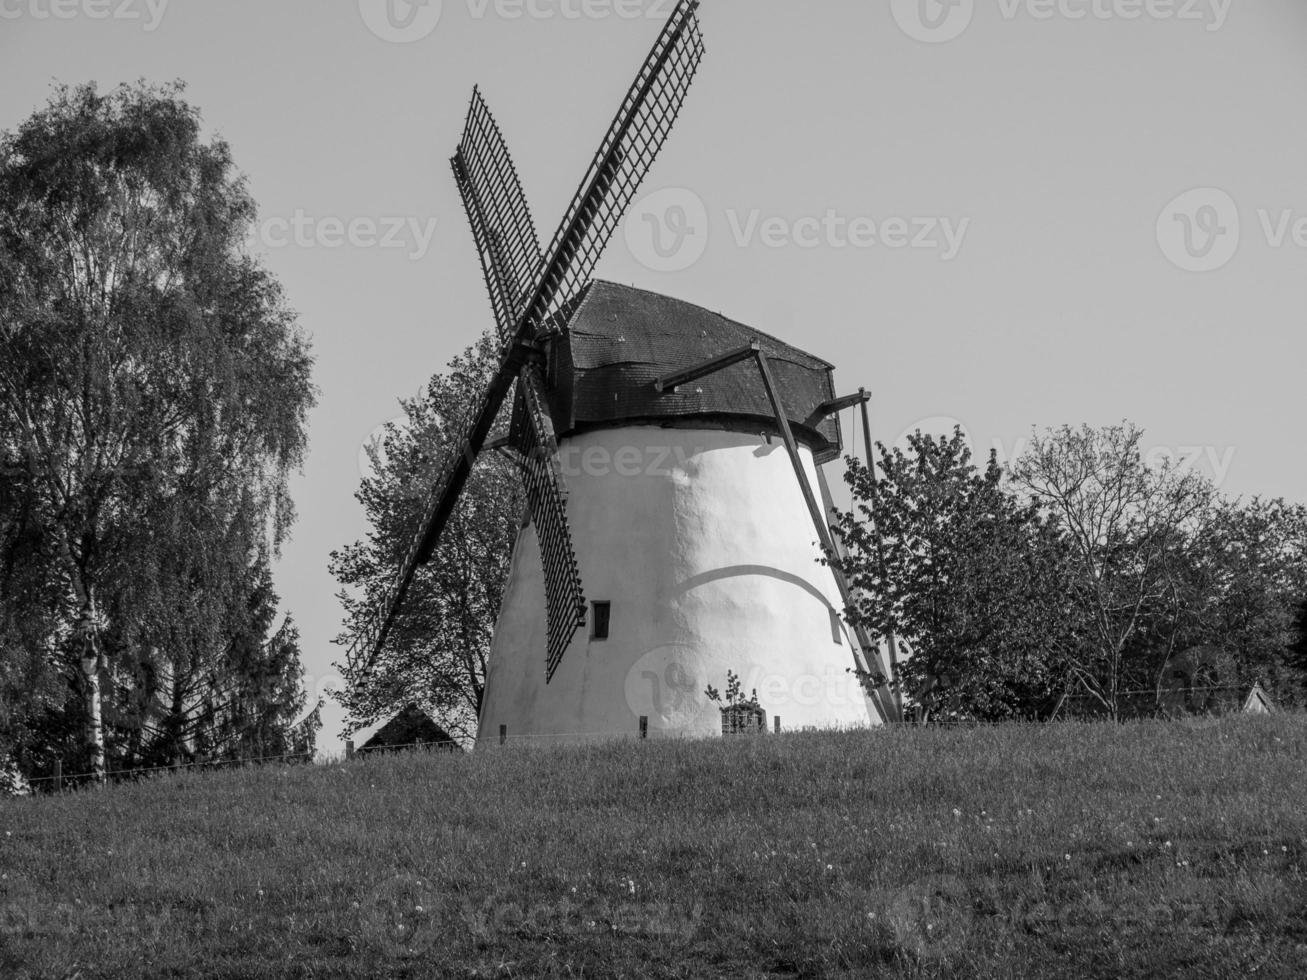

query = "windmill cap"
[{"left": 545, "top": 281, "right": 843, "bottom": 461}]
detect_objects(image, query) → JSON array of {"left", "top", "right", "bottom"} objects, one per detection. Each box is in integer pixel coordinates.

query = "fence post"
[
  {"left": 499, "top": 725, "right": 508, "bottom": 746},
  {"left": 345, "top": 740, "right": 355, "bottom": 761},
  {"left": 639, "top": 716, "right": 648, "bottom": 740},
  {"left": 774, "top": 716, "right": 781, "bottom": 734},
  {"left": 53, "top": 758, "right": 62, "bottom": 794}
]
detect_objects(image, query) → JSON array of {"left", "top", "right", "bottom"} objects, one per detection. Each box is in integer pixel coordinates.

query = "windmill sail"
[
  {"left": 348, "top": 0, "right": 706, "bottom": 680},
  {"left": 452, "top": 91, "right": 587, "bottom": 677},
  {"left": 451, "top": 89, "right": 543, "bottom": 338},
  {"left": 346, "top": 353, "right": 522, "bottom": 677},
  {"left": 521, "top": 0, "right": 705, "bottom": 332},
  {"left": 510, "top": 370, "right": 587, "bottom": 679}
]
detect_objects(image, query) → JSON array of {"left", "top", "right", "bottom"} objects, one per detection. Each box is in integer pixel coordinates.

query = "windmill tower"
[{"left": 348, "top": 0, "right": 902, "bottom": 742}]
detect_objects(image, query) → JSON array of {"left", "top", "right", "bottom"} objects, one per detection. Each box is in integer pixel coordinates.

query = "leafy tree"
[
  {"left": 832, "top": 429, "right": 1083, "bottom": 722},
  {"left": 1171, "top": 499, "right": 1307, "bottom": 705},
  {"left": 1291, "top": 599, "right": 1307, "bottom": 677},
  {"left": 1011, "top": 423, "right": 1217, "bottom": 718},
  {"left": 0, "top": 82, "right": 315, "bottom": 780},
  {"left": 331, "top": 335, "right": 521, "bottom": 743}
]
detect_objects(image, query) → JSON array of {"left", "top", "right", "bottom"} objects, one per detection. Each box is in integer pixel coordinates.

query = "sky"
[{"left": 3, "top": 0, "right": 1306, "bottom": 752}]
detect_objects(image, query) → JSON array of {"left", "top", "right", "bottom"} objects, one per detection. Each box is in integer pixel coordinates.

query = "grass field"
[{"left": 3, "top": 717, "right": 1307, "bottom": 979}]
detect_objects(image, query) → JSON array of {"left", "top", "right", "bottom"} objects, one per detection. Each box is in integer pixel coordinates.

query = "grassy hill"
[{"left": 3, "top": 717, "right": 1307, "bottom": 979}]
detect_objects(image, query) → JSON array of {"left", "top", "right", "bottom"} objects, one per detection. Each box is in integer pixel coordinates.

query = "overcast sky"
[{"left": 4, "top": 0, "right": 1306, "bottom": 751}]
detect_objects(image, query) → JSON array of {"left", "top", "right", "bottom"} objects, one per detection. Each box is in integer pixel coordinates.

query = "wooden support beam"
[
  {"left": 753, "top": 353, "right": 899, "bottom": 725},
  {"left": 859, "top": 393, "right": 903, "bottom": 718},
  {"left": 803, "top": 389, "right": 872, "bottom": 429},
  {"left": 654, "top": 342, "right": 760, "bottom": 393}
]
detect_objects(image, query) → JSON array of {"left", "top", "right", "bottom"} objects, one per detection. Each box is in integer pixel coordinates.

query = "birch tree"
[{"left": 0, "top": 82, "right": 314, "bottom": 780}]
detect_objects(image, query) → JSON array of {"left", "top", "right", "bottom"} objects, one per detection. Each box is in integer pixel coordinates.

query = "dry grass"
[{"left": 3, "top": 716, "right": 1307, "bottom": 978}]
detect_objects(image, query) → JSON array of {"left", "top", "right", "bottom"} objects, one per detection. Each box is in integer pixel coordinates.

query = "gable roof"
[
  {"left": 1242, "top": 682, "right": 1275, "bottom": 714},
  {"left": 358, "top": 705, "right": 457, "bottom": 752}
]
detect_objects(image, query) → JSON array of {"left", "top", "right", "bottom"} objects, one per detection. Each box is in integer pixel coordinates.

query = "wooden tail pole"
[
  {"left": 753, "top": 352, "right": 899, "bottom": 725},
  {"left": 859, "top": 392, "right": 903, "bottom": 718}
]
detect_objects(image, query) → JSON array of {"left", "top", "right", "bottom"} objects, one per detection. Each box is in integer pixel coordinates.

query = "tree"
[
  {"left": 0, "top": 82, "right": 315, "bottom": 780},
  {"left": 1167, "top": 498, "right": 1307, "bottom": 705},
  {"left": 1291, "top": 599, "right": 1307, "bottom": 678},
  {"left": 832, "top": 429, "right": 1083, "bottom": 722},
  {"left": 1011, "top": 423, "right": 1217, "bottom": 718},
  {"left": 192, "top": 559, "right": 322, "bottom": 764},
  {"left": 331, "top": 335, "right": 521, "bottom": 743}
]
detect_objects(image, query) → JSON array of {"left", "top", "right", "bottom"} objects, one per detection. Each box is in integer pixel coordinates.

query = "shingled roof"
[
  {"left": 358, "top": 705, "right": 459, "bottom": 754},
  {"left": 546, "top": 281, "right": 844, "bottom": 462}
]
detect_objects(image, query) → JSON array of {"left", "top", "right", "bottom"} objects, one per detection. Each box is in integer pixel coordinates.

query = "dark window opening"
[{"left": 591, "top": 601, "right": 611, "bottom": 641}]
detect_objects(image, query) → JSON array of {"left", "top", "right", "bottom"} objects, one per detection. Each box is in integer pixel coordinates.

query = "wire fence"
[
  {"left": 21, "top": 748, "right": 317, "bottom": 794},
  {"left": 1053, "top": 684, "right": 1266, "bottom": 721},
  {"left": 6, "top": 689, "right": 1280, "bottom": 797}
]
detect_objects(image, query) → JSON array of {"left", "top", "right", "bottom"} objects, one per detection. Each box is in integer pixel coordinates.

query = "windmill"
[{"left": 348, "top": 0, "right": 902, "bottom": 740}]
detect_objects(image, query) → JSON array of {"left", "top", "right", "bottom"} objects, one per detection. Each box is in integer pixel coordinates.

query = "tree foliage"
[
  {"left": 834, "top": 422, "right": 1307, "bottom": 722},
  {"left": 0, "top": 81, "right": 317, "bottom": 781},
  {"left": 833, "top": 430, "right": 1084, "bottom": 721},
  {"left": 330, "top": 335, "right": 521, "bottom": 743},
  {"left": 1010, "top": 423, "right": 1218, "bottom": 716}
]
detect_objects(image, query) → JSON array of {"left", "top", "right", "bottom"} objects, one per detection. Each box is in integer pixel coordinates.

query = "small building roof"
[
  {"left": 358, "top": 705, "right": 458, "bottom": 753},
  {"left": 1242, "top": 682, "right": 1275, "bottom": 715}
]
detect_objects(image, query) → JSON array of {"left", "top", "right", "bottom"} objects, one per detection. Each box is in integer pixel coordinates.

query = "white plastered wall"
[{"left": 476, "top": 426, "right": 877, "bottom": 744}]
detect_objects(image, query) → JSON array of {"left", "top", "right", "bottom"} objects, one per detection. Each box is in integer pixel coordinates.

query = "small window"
[
  {"left": 829, "top": 608, "right": 844, "bottom": 645},
  {"left": 591, "top": 601, "right": 611, "bottom": 641}
]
